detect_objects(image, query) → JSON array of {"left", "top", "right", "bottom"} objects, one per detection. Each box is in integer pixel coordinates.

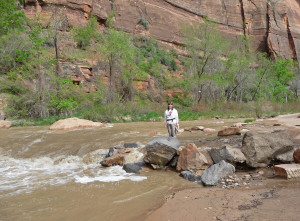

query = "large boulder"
[
  {"left": 49, "top": 118, "right": 104, "bottom": 130},
  {"left": 218, "top": 127, "right": 241, "bottom": 136},
  {"left": 0, "top": 120, "right": 12, "bottom": 129},
  {"left": 294, "top": 147, "right": 300, "bottom": 163},
  {"left": 144, "top": 137, "right": 180, "bottom": 168},
  {"left": 201, "top": 160, "right": 235, "bottom": 186},
  {"left": 209, "top": 145, "right": 246, "bottom": 165},
  {"left": 176, "top": 143, "right": 211, "bottom": 171},
  {"left": 274, "top": 164, "right": 300, "bottom": 179},
  {"left": 241, "top": 130, "right": 294, "bottom": 168}
]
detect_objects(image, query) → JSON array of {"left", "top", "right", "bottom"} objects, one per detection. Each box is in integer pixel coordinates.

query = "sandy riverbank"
[
  {"left": 145, "top": 113, "right": 300, "bottom": 221},
  {"left": 145, "top": 179, "right": 300, "bottom": 221}
]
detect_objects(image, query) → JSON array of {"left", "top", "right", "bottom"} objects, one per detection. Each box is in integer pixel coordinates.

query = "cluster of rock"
[
  {"left": 100, "top": 143, "right": 145, "bottom": 174},
  {"left": 97, "top": 120, "right": 300, "bottom": 186},
  {"left": 141, "top": 126, "right": 300, "bottom": 186},
  {"left": 219, "top": 172, "right": 265, "bottom": 189}
]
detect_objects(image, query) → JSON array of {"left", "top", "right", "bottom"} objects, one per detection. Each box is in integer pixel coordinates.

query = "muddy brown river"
[{"left": 0, "top": 118, "right": 296, "bottom": 221}]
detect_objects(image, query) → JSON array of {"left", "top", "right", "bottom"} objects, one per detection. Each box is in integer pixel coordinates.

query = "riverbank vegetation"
[{"left": 1, "top": 0, "right": 300, "bottom": 125}]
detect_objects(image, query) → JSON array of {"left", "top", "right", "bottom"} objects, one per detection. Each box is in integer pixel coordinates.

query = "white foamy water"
[{"left": 0, "top": 151, "right": 147, "bottom": 199}]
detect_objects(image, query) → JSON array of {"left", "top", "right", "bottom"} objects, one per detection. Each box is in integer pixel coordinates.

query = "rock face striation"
[{"left": 24, "top": 0, "right": 300, "bottom": 63}]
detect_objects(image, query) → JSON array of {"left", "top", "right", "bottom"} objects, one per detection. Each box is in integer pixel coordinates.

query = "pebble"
[{"left": 258, "top": 170, "right": 264, "bottom": 175}]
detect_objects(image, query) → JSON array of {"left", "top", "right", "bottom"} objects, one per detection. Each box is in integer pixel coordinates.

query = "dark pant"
[{"left": 167, "top": 124, "right": 176, "bottom": 137}]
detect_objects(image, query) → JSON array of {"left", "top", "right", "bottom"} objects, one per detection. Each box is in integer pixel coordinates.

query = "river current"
[{"left": 0, "top": 119, "right": 240, "bottom": 220}]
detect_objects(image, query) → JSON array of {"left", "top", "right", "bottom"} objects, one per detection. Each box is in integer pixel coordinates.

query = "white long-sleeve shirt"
[{"left": 164, "top": 108, "right": 178, "bottom": 124}]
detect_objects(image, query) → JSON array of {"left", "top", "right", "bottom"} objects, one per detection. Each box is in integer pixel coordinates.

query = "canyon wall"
[{"left": 24, "top": 0, "right": 300, "bottom": 62}]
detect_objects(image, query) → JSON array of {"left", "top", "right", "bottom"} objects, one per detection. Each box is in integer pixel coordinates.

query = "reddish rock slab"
[
  {"left": 294, "top": 147, "right": 300, "bottom": 163},
  {"left": 49, "top": 118, "right": 104, "bottom": 130},
  {"left": 0, "top": 120, "right": 12, "bottom": 129},
  {"left": 177, "top": 143, "right": 211, "bottom": 171},
  {"left": 218, "top": 127, "right": 241, "bottom": 136},
  {"left": 274, "top": 164, "right": 300, "bottom": 179},
  {"left": 101, "top": 154, "right": 125, "bottom": 167}
]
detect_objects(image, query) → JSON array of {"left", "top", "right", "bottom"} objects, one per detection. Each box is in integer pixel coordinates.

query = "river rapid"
[{"left": 0, "top": 119, "right": 241, "bottom": 221}]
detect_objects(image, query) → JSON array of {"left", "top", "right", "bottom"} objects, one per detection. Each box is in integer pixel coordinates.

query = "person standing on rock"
[{"left": 164, "top": 102, "right": 179, "bottom": 137}]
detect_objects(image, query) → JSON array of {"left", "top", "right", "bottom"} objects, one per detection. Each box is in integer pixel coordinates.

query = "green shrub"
[
  {"left": 72, "top": 16, "right": 98, "bottom": 49},
  {"left": 244, "top": 119, "right": 255, "bottom": 123},
  {"left": 137, "top": 18, "right": 149, "bottom": 30}
]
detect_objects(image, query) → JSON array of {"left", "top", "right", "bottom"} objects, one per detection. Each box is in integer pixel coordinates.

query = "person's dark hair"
[{"left": 167, "top": 101, "right": 173, "bottom": 110}]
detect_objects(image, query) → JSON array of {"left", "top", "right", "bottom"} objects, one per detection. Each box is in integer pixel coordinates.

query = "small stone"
[
  {"left": 241, "top": 129, "right": 250, "bottom": 133},
  {"left": 232, "top": 123, "right": 247, "bottom": 128},
  {"left": 191, "top": 126, "right": 204, "bottom": 131},
  {"left": 203, "top": 128, "right": 216, "bottom": 133},
  {"left": 124, "top": 143, "right": 138, "bottom": 148},
  {"left": 258, "top": 170, "right": 264, "bottom": 175}
]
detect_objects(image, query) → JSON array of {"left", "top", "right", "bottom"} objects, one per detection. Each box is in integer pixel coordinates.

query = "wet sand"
[{"left": 145, "top": 179, "right": 300, "bottom": 221}]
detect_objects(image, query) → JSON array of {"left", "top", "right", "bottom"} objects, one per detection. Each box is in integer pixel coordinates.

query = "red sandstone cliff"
[{"left": 24, "top": 0, "right": 300, "bottom": 62}]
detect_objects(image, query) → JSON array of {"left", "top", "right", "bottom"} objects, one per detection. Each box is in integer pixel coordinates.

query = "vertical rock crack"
[{"left": 286, "top": 17, "right": 297, "bottom": 62}]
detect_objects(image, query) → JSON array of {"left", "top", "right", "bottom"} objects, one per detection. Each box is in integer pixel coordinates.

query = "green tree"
[
  {"left": 98, "top": 29, "right": 146, "bottom": 103},
  {"left": 0, "top": 0, "right": 26, "bottom": 36},
  {"left": 49, "top": 78, "right": 80, "bottom": 115},
  {"left": 214, "top": 46, "right": 254, "bottom": 102},
  {"left": 182, "top": 18, "right": 230, "bottom": 103},
  {"left": 268, "top": 58, "right": 296, "bottom": 102}
]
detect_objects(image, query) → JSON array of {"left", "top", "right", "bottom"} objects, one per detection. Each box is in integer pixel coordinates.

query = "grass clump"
[{"left": 244, "top": 119, "right": 255, "bottom": 123}]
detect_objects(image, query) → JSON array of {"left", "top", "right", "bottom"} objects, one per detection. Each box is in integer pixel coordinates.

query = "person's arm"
[
  {"left": 175, "top": 109, "right": 179, "bottom": 126},
  {"left": 164, "top": 110, "right": 167, "bottom": 127}
]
